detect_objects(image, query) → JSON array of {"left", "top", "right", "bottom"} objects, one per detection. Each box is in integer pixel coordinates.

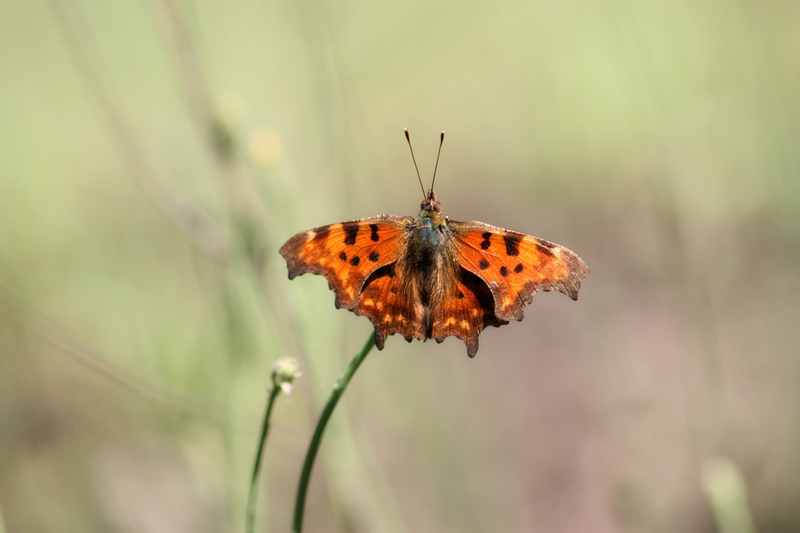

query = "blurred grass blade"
[{"left": 702, "top": 457, "right": 758, "bottom": 533}]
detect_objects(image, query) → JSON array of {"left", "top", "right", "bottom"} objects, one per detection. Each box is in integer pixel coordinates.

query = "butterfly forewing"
[
  {"left": 448, "top": 220, "right": 590, "bottom": 322},
  {"left": 278, "top": 215, "right": 412, "bottom": 310}
]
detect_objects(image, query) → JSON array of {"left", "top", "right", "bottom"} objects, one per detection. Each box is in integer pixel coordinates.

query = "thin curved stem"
[
  {"left": 292, "top": 331, "right": 377, "bottom": 533},
  {"left": 245, "top": 382, "right": 282, "bottom": 533}
]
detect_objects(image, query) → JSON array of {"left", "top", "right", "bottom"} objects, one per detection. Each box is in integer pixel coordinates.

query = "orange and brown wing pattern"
[
  {"left": 430, "top": 269, "right": 508, "bottom": 357},
  {"left": 449, "top": 220, "right": 589, "bottom": 322},
  {"left": 279, "top": 215, "right": 412, "bottom": 311},
  {"left": 353, "top": 265, "right": 426, "bottom": 350}
]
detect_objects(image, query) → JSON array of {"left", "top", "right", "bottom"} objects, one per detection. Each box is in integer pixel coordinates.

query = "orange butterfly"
[{"left": 279, "top": 130, "right": 589, "bottom": 357}]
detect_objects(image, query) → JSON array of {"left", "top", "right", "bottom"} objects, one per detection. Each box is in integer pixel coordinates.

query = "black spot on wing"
[
  {"left": 369, "top": 224, "right": 380, "bottom": 242},
  {"left": 500, "top": 266, "right": 509, "bottom": 276},
  {"left": 503, "top": 234, "right": 521, "bottom": 256},
  {"left": 480, "top": 232, "right": 492, "bottom": 250},
  {"left": 350, "top": 256, "right": 360, "bottom": 266},
  {"left": 368, "top": 251, "right": 380, "bottom": 262},
  {"left": 479, "top": 259, "right": 490, "bottom": 270},
  {"left": 514, "top": 263, "right": 524, "bottom": 273},
  {"left": 343, "top": 224, "right": 359, "bottom": 245},
  {"left": 339, "top": 252, "right": 347, "bottom": 261}
]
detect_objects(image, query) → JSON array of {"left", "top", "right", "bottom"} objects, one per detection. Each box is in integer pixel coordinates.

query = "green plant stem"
[
  {"left": 292, "top": 331, "right": 377, "bottom": 533},
  {"left": 245, "top": 382, "right": 282, "bottom": 533}
]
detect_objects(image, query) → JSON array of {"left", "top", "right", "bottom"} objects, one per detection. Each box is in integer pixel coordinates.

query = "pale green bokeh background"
[{"left": 1, "top": 2, "right": 799, "bottom": 532}]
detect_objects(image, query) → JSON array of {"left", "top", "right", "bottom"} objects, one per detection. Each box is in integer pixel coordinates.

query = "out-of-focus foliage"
[{"left": 1, "top": 1, "right": 798, "bottom": 532}]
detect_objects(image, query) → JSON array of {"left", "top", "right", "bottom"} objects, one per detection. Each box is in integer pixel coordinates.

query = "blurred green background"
[{"left": 1, "top": 1, "right": 799, "bottom": 532}]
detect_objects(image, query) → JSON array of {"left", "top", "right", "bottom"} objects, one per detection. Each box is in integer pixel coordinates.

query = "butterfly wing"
[
  {"left": 448, "top": 220, "right": 590, "bottom": 322},
  {"left": 429, "top": 268, "right": 509, "bottom": 357},
  {"left": 353, "top": 264, "right": 426, "bottom": 350},
  {"left": 279, "top": 215, "right": 413, "bottom": 311}
]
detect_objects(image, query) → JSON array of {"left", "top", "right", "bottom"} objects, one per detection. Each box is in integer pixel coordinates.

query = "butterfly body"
[
  {"left": 280, "top": 190, "right": 589, "bottom": 357},
  {"left": 404, "top": 198, "right": 452, "bottom": 304}
]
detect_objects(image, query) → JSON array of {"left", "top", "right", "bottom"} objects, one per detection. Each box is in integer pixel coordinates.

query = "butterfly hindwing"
[
  {"left": 448, "top": 220, "right": 590, "bottom": 322},
  {"left": 353, "top": 264, "right": 426, "bottom": 350},
  {"left": 279, "top": 215, "right": 413, "bottom": 311},
  {"left": 430, "top": 268, "right": 508, "bottom": 357}
]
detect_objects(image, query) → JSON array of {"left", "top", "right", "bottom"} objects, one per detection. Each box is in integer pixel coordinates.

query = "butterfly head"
[{"left": 420, "top": 189, "right": 442, "bottom": 213}]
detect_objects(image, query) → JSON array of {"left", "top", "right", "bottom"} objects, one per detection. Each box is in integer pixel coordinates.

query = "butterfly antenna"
[
  {"left": 430, "top": 130, "right": 445, "bottom": 193},
  {"left": 405, "top": 128, "right": 426, "bottom": 199}
]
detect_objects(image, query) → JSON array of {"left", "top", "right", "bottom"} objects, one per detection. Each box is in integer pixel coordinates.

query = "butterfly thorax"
[
  {"left": 411, "top": 189, "right": 447, "bottom": 260},
  {"left": 408, "top": 209, "right": 447, "bottom": 264}
]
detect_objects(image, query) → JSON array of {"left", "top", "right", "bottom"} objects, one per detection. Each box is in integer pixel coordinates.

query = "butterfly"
[{"left": 279, "top": 130, "right": 589, "bottom": 357}]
